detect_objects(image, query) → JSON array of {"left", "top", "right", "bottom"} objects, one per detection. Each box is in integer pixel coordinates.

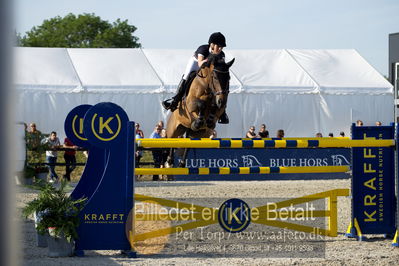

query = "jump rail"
[
  {"left": 137, "top": 138, "right": 395, "bottom": 148},
  {"left": 136, "top": 165, "right": 350, "bottom": 176}
]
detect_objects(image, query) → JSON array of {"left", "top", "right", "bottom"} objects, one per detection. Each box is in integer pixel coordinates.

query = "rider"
[{"left": 162, "top": 32, "right": 229, "bottom": 124}]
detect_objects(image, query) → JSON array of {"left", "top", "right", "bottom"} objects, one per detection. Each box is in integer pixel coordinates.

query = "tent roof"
[
  {"left": 14, "top": 47, "right": 393, "bottom": 94},
  {"left": 67, "top": 48, "right": 162, "bottom": 92},
  {"left": 287, "top": 49, "right": 393, "bottom": 94},
  {"left": 14, "top": 47, "right": 80, "bottom": 90},
  {"left": 224, "top": 49, "right": 318, "bottom": 93}
]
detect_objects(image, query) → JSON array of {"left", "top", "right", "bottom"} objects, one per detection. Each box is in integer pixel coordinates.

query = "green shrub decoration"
[{"left": 22, "top": 180, "right": 86, "bottom": 242}]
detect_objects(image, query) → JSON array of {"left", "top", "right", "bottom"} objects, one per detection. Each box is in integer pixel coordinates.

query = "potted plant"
[{"left": 22, "top": 180, "right": 86, "bottom": 257}]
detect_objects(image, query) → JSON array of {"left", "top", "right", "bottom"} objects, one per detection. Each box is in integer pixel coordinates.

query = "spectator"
[
  {"left": 356, "top": 120, "right": 363, "bottom": 126},
  {"left": 160, "top": 128, "right": 169, "bottom": 172},
  {"left": 149, "top": 126, "right": 162, "bottom": 139},
  {"left": 160, "top": 128, "right": 167, "bottom": 138},
  {"left": 277, "top": 129, "right": 285, "bottom": 138},
  {"left": 63, "top": 137, "right": 77, "bottom": 182},
  {"left": 375, "top": 121, "right": 382, "bottom": 126},
  {"left": 150, "top": 126, "right": 163, "bottom": 181},
  {"left": 42, "top": 131, "right": 61, "bottom": 183},
  {"left": 328, "top": 133, "right": 334, "bottom": 137},
  {"left": 246, "top": 126, "right": 256, "bottom": 138},
  {"left": 157, "top": 120, "right": 164, "bottom": 130},
  {"left": 26, "top": 123, "right": 42, "bottom": 150},
  {"left": 210, "top": 129, "right": 217, "bottom": 139},
  {"left": 135, "top": 123, "right": 144, "bottom": 138},
  {"left": 135, "top": 125, "right": 143, "bottom": 175},
  {"left": 315, "top": 133, "right": 323, "bottom": 138},
  {"left": 258, "top": 124, "right": 269, "bottom": 138},
  {"left": 340, "top": 132, "right": 345, "bottom": 137}
]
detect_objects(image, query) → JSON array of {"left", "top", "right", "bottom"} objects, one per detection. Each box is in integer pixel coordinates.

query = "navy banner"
[
  {"left": 174, "top": 148, "right": 350, "bottom": 180},
  {"left": 69, "top": 103, "right": 135, "bottom": 255},
  {"left": 351, "top": 124, "right": 396, "bottom": 235}
]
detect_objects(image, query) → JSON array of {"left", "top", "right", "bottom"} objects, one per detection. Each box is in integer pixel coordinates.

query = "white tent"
[{"left": 14, "top": 47, "right": 393, "bottom": 139}]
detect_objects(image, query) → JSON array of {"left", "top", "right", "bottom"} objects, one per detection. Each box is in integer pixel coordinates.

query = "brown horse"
[{"left": 166, "top": 55, "right": 235, "bottom": 138}]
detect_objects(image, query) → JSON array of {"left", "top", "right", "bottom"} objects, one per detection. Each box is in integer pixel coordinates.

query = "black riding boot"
[
  {"left": 218, "top": 111, "right": 229, "bottom": 124},
  {"left": 162, "top": 78, "right": 186, "bottom": 112}
]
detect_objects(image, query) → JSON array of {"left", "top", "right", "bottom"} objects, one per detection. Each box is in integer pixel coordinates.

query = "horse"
[
  {"left": 163, "top": 55, "right": 235, "bottom": 173},
  {"left": 166, "top": 55, "right": 235, "bottom": 139}
]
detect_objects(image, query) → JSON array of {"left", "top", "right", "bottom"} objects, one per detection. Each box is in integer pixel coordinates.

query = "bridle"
[{"left": 197, "top": 67, "right": 230, "bottom": 96}]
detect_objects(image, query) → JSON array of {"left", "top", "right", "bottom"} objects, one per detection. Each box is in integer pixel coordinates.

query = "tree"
[{"left": 19, "top": 13, "right": 141, "bottom": 48}]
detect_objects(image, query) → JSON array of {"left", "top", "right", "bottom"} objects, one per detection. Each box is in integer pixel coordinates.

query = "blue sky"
[{"left": 14, "top": 0, "right": 399, "bottom": 76}]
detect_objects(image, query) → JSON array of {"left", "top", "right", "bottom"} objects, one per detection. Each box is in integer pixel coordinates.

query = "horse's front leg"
[
  {"left": 206, "top": 104, "right": 219, "bottom": 129},
  {"left": 178, "top": 148, "right": 189, "bottom": 167},
  {"left": 187, "top": 98, "right": 207, "bottom": 131},
  {"left": 166, "top": 148, "right": 174, "bottom": 166}
]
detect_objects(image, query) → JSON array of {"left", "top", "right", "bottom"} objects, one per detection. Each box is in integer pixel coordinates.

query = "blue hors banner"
[
  {"left": 174, "top": 148, "right": 351, "bottom": 180},
  {"left": 351, "top": 124, "right": 396, "bottom": 235}
]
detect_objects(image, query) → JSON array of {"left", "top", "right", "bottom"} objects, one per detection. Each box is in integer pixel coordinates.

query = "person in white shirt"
[{"left": 42, "top": 131, "right": 61, "bottom": 182}]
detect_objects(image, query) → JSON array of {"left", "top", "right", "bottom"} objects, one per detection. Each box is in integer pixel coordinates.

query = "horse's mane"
[{"left": 201, "top": 54, "right": 226, "bottom": 70}]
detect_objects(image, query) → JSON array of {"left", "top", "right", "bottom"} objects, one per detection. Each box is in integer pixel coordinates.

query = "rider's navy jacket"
[{"left": 194, "top": 45, "right": 225, "bottom": 60}]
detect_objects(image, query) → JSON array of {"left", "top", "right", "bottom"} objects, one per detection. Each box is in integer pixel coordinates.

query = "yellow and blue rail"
[
  {"left": 137, "top": 138, "right": 395, "bottom": 149},
  {"left": 135, "top": 165, "right": 349, "bottom": 176}
]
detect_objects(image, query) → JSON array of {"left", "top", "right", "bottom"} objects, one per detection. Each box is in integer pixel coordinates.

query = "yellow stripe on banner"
[
  {"left": 219, "top": 167, "right": 230, "bottom": 174},
  {"left": 240, "top": 167, "right": 250, "bottom": 174},
  {"left": 198, "top": 168, "right": 210, "bottom": 175},
  {"left": 230, "top": 140, "right": 243, "bottom": 148},
  {"left": 253, "top": 140, "right": 266, "bottom": 148},
  {"left": 274, "top": 140, "right": 287, "bottom": 148},
  {"left": 259, "top": 167, "right": 271, "bottom": 174},
  {"left": 296, "top": 140, "right": 310, "bottom": 148}
]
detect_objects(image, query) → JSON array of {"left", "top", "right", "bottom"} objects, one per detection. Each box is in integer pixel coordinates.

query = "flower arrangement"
[{"left": 22, "top": 180, "right": 86, "bottom": 242}]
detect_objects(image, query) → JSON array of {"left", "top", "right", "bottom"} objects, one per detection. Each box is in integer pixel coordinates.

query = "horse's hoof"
[{"left": 178, "top": 160, "right": 186, "bottom": 168}]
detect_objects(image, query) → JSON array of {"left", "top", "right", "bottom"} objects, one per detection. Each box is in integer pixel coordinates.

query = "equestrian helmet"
[{"left": 208, "top": 32, "right": 226, "bottom": 47}]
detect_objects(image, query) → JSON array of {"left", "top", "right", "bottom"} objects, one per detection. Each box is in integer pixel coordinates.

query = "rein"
[
  {"left": 210, "top": 69, "right": 229, "bottom": 96},
  {"left": 197, "top": 67, "right": 229, "bottom": 96}
]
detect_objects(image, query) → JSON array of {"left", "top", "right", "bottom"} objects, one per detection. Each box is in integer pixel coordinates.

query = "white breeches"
[{"left": 183, "top": 56, "right": 200, "bottom": 80}]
